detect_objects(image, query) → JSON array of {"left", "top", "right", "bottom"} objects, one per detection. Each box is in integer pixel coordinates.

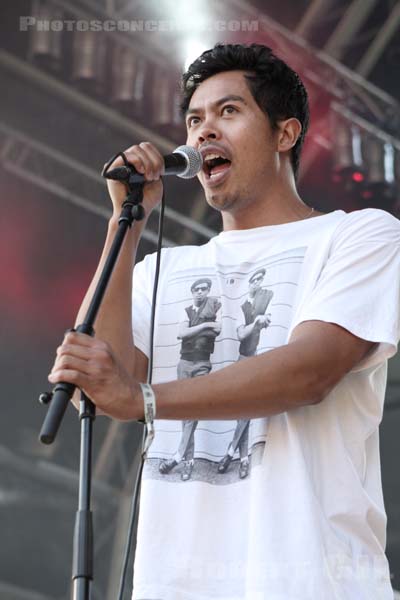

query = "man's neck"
[{"left": 221, "top": 182, "right": 319, "bottom": 231}]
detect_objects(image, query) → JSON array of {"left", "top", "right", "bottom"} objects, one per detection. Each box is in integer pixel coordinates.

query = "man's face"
[
  {"left": 192, "top": 283, "right": 210, "bottom": 305},
  {"left": 249, "top": 273, "right": 264, "bottom": 295},
  {"left": 185, "top": 70, "right": 278, "bottom": 216}
]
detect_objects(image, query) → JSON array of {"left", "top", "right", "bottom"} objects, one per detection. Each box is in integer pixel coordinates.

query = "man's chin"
[{"left": 206, "top": 192, "right": 236, "bottom": 212}]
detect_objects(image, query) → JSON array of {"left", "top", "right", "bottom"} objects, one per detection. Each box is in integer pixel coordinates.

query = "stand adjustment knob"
[{"left": 39, "top": 391, "right": 53, "bottom": 405}]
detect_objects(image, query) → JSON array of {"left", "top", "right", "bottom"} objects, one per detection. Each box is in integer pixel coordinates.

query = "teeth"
[
  {"left": 204, "top": 153, "right": 226, "bottom": 161},
  {"left": 210, "top": 169, "right": 229, "bottom": 179}
]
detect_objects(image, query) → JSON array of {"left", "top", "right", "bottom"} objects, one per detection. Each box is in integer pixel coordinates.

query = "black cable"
[
  {"left": 102, "top": 151, "right": 131, "bottom": 176},
  {"left": 147, "top": 183, "right": 166, "bottom": 386},
  {"left": 117, "top": 183, "right": 166, "bottom": 600}
]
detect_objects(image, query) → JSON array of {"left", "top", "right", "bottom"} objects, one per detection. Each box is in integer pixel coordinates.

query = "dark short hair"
[
  {"left": 180, "top": 43, "right": 309, "bottom": 179},
  {"left": 191, "top": 278, "right": 212, "bottom": 291}
]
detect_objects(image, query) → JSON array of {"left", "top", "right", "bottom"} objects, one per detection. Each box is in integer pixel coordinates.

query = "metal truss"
[
  {"left": 229, "top": 0, "right": 399, "bottom": 114},
  {"left": 357, "top": 1, "right": 400, "bottom": 77},
  {"left": 49, "top": 0, "right": 171, "bottom": 67},
  {"left": 0, "top": 39, "right": 215, "bottom": 599},
  {"left": 296, "top": 0, "right": 339, "bottom": 38},
  {"left": 0, "top": 121, "right": 166, "bottom": 244},
  {"left": 0, "top": 406, "right": 147, "bottom": 599},
  {"left": 323, "top": 0, "right": 380, "bottom": 60},
  {"left": 222, "top": 0, "right": 400, "bottom": 180},
  {"left": 0, "top": 120, "right": 215, "bottom": 246},
  {"left": 35, "top": 0, "right": 400, "bottom": 152},
  {"left": 4, "top": 3, "right": 400, "bottom": 594},
  {"left": 295, "top": 0, "right": 400, "bottom": 80},
  {"left": 0, "top": 440, "right": 125, "bottom": 600},
  {"left": 37, "top": 0, "right": 400, "bottom": 213},
  {"left": 0, "top": 48, "right": 216, "bottom": 242}
]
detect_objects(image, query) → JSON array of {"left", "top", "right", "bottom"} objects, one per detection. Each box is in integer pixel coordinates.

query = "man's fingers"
[
  {"left": 126, "top": 144, "right": 163, "bottom": 181},
  {"left": 63, "top": 331, "right": 96, "bottom": 346},
  {"left": 108, "top": 142, "right": 164, "bottom": 182},
  {"left": 61, "top": 332, "right": 111, "bottom": 357},
  {"left": 50, "top": 354, "right": 92, "bottom": 378},
  {"left": 52, "top": 335, "right": 113, "bottom": 381},
  {"left": 56, "top": 342, "right": 96, "bottom": 360},
  {"left": 48, "top": 367, "right": 90, "bottom": 388},
  {"left": 138, "top": 142, "right": 164, "bottom": 177}
]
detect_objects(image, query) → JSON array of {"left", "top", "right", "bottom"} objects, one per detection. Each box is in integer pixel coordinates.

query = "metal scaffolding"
[{"left": 2, "top": 2, "right": 400, "bottom": 597}]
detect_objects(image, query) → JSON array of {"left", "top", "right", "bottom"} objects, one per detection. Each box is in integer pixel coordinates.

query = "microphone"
[{"left": 104, "top": 145, "right": 203, "bottom": 184}]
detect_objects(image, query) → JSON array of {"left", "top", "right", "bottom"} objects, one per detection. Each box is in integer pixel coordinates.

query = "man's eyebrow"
[{"left": 185, "top": 95, "right": 247, "bottom": 117}]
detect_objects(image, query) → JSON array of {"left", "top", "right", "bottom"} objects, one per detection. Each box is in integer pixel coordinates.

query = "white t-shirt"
[{"left": 131, "top": 208, "right": 400, "bottom": 600}]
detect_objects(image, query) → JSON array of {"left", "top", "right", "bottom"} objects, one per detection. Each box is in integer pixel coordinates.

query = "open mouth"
[{"left": 203, "top": 153, "right": 232, "bottom": 179}]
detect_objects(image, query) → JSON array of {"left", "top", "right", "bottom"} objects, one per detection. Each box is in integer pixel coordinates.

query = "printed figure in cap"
[
  {"left": 159, "top": 278, "right": 222, "bottom": 481},
  {"left": 218, "top": 268, "right": 273, "bottom": 479}
]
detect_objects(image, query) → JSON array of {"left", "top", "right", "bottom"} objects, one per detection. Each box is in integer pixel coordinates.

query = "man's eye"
[
  {"left": 222, "top": 105, "right": 237, "bottom": 115},
  {"left": 188, "top": 116, "right": 200, "bottom": 127}
]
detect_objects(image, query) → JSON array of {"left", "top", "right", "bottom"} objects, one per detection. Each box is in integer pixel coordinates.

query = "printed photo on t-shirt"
[{"left": 143, "top": 246, "right": 307, "bottom": 485}]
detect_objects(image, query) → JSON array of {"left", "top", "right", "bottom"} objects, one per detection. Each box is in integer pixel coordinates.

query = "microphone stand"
[{"left": 39, "top": 182, "right": 145, "bottom": 600}]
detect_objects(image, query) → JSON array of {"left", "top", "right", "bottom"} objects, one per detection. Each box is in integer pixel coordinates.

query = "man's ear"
[{"left": 277, "top": 118, "right": 302, "bottom": 152}]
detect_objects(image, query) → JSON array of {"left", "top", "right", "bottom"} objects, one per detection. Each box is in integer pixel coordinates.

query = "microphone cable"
[{"left": 116, "top": 182, "right": 166, "bottom": 600}]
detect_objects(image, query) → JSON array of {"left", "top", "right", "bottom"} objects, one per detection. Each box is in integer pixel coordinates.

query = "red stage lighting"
[{"left": 352, "top": 171, "right": 364, "bottom": 183}]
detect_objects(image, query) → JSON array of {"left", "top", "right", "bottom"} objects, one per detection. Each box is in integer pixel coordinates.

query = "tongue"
[{"left": 210, "top": 162, "right": 231, "bottom": 176}]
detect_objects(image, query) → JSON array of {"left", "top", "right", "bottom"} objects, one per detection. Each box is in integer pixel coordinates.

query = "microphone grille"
[{"left": 173, "top": 145, "right": 203, "bottom": 179}]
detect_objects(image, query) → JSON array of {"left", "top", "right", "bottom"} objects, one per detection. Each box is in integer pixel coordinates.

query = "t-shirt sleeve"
[
  {"left": 131, "top": 253, "right": 155, "bottom": 358},
  {"left": 289, "top": 209, "right": 400, "bottom": 371}
]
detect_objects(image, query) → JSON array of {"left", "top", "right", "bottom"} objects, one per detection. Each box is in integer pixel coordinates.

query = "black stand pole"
[
  {"left": 72, "top": 393, "right": 95, "bottom": 600},
  {"left": 38, "top": 183, "right": 145, "bottom": 600}
]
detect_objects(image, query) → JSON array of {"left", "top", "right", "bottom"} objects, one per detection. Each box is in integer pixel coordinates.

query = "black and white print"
[
  {"left": 218, "top": 268, "right": 273, "bottom": 480},
  {"left": 144, "top": 247, "right": 307, "bottom": 485},
  {"left": 158, "top": 277, "right": 222, "bottom": 481}
]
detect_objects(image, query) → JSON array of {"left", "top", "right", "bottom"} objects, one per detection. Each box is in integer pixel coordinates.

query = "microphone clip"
[
  {"left": 102, "top": 151, "right": 136, "bottom": 186},
  {"left": 120, "top": 188, "right": 145, "bottom": 225},
  {"left": 102, "top": 151, "right": 147, "bottom": 226}
]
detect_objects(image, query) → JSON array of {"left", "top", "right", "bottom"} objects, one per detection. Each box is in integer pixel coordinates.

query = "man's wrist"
[
  {"left": 139, "top": 383, "right": 156, "bottom": 424},
  {"left": 108, "top": 213, "right": 148, "bottom": 238}
]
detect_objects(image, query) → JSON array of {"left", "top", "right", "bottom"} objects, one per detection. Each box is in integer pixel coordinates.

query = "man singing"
[{"left": 50, "top": 43, "right": 400, "bottom": 599}]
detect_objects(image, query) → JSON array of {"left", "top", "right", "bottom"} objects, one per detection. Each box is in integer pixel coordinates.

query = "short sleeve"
[
  {"left": 290, "top": 209, "right": 400, "bottom": 371},
  {"left": 131, "top": 253, "right": 155, "bottom": 358}
]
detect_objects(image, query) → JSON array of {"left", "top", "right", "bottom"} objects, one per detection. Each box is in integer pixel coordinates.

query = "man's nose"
[
  {"left": 197, "top": 118, "right": 220, "bottom": 143},
  {"left": 198, "top": 130, "right": 217, "bottom": 143}
]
